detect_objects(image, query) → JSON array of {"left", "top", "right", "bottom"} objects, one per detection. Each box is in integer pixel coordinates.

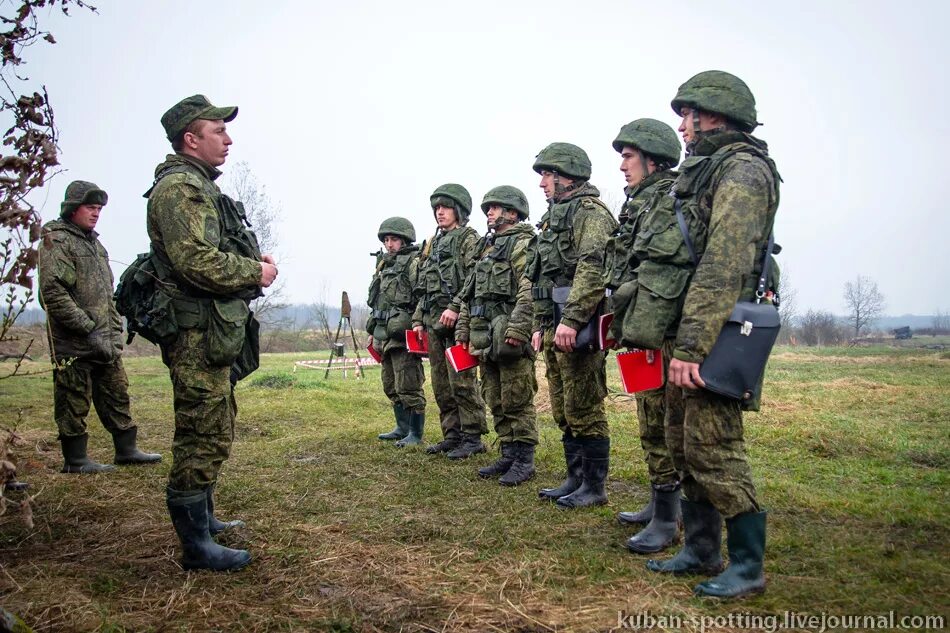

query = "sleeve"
[
  {"left": 560, "top": 204, "right": 615, "bottom": 330},
  {"left": 151, "top": 180, "right": 261, "bottom": 295},
  {"left": 38, "top": 233, "right": 96, "bottom": 335},
  {"left": 505, "top": 237, "right": 534, "bottom": 343},
  {"left": 674, "top": 158, "right": 774, "bottom": 362}
]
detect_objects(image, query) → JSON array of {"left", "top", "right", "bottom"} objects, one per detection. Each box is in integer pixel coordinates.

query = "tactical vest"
[
  {"left": 603, "top": 172, "right": 677, "bottom": 291},
  {"left": 470, "top": 227, "right": 532, "bottom": 321},
  {"left": 418, "top": 225, "right": 476, "bottom": 313},
  {"left": 613, "top": 140, "right": 781, "bottom": 350},
  {"left": 368, "top": 245, "right": 418, "bottom": 340}
]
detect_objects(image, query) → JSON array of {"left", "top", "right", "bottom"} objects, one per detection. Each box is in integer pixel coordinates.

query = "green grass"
[{"left": 0, "top": 346, "right": 947, "bottom": 632}]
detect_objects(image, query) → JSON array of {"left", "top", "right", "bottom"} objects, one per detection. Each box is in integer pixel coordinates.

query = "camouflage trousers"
[
  {"left": 634, "top": 339, "right": 678, "bottom": 486},
  {"left": 427, "top": 327, "right": 487, "bottom": 439},
  {"left": 52, "top": 358, "right": 134, "bottom": 438},
  {"left": 665, "top": 382, "right": 760, "bottom": 519},
  {"left": 162, "top": 328, "right": 236, "bottom": 491},
  {"left": 481, "top": 353, "right": 539, "bottom": 445},
  {"left": 542, "top": 329, "right": 608, "bottom": 439},
  {"left": 381, "top": 346, "right": 426, "bottom": 413}
]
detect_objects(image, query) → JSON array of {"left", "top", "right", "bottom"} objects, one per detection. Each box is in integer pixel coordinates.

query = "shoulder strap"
[
  {"left": 756, "top": 233, "right": 776, "bottom": 304},
  {"left": 673, "top": 197, "right": 698, "bottom": 266}
]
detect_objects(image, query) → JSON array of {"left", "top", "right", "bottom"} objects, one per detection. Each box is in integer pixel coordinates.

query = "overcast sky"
[{"left": 21, "top": 0, "right": 950, "bottom": 316}]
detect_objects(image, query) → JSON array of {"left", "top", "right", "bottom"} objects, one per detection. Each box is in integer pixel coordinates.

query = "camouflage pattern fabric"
[
  {"left": 542, "top": 329, "right": 608, "bottom": 439},
  {"left": 38, "top": 219, "right": 124, "bottom": 362},
  {"left": 426, "top": 329, "right": 487, "bottom": 438},
  {"left": 52, "top": 358, "right": 134, "bottom": 438},
  {"left": 380, "top": 347, "right": 426, "bottom": 414},
  {"left": 635, "top": 339, "right": 678, "bottom": 486},
  {"left": 480, "top": 355, "right": 538, "bottom": 445}
]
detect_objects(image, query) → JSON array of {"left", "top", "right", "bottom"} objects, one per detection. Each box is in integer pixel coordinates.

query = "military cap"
[
  {"left": 430, "top": 184, "right": 473, "bottom": 225},
  {"left": 671, "top": 70, "right": 759, "bottom": 132},
  {"left": 161, "top": 94, "right": 238, "bottom": 141},
  {"left": 60, "top": 180, "right": 108, "bottom": 219},
  {"left": 532, "top": 143, "right": 592, "bottom": 180}
]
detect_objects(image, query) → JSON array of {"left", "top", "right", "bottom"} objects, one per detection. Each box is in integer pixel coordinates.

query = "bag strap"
[
  {"left": 756, "top": 233, "right": 776, "bottom": 304},
  {"left": 673, "top": 197, "right": 698, "bottom": 266}
]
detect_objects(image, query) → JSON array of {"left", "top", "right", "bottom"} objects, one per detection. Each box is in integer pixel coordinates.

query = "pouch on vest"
[
  {"left": 489, "top": 314, "right": 524, "bottom": 363},
  {"left": 114, "top": 252, "right": 179, "bottom": 345},
  {"left": 699, "top": 302, "right": 779, "bottom": 404},
  {"left": 552, "top": 286, "right": 601, "bottom": 353},
  {"left": 468, "top": 316, "right": 491, "bottom": 353},
  {"left": 620, "top": 261, "right": 690, "bottom": 350},
  {"left": 385, "top": 309, "right": 412, "bottom": 340},
  {"left": 372, "top": 323, "right": 388, "bottom": 346},
  {"left": 608, "top": 280, "right": 637, "bottom": 344},
  {"left": 206, "top": 297, "right": 250, "bottom": 367},
  {"left": 230, "top": 314, "right": 261, "bottom": 384}
]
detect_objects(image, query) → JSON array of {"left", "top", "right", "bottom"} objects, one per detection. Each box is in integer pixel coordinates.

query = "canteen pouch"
[
  {"left": 552, "top": 286, "right": 601, "bottom": 353},
  {"left": 207, "top": 298, "right": 250, "bottom": 367},
  {"left": 385, "top": 309, "right": 412, "bottom": 339},
  {"left": 621, "top": 261, "right": 690, "bottom": 350},
  {"left": 699, "top": 301, "right": 780, "bottom": 403},
  {"left": 230, "top": 314, "right": 261, "bottom": 384},
  {"left": 468, "top": 316, "right": 492, "bottom": 353},
  {"left": 490, "top": 314, "right": 524, "bottom": 362}
]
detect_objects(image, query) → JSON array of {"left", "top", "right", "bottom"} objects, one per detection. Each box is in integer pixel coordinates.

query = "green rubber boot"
[
  {"left": 646, "top": 499, "right": 724, "bottom": 575},
  {"left": 694, "top": 511, "right": 766, "bottom": 598},
  {"left": 395, "top": 411, "right": 424, "bottom": 447},
  {"left": 60, "top": 434, "right": 116, "bottom": 474},
  {"left": 166, "top": 488, "right": 251, "bottom": 572},
  {"left": 378, "top": 403, "right": 410, "bottom": 441}
]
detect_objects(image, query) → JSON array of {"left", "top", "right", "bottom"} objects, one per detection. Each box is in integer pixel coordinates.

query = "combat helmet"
[
  {"left": 377, "top": 217, "right": 416, "bottom": 243},
  {"left": 612, "top": 118, "right": 681, "bottom": 168},
  {"left": 532, "top": 143, "right": 592, "bottom": 181},
  {"left": 60, "top": 180, "right": 108, "bottom": 219},
  {"left": 430, "top": 184, "right": 473, "bottom": 225},
  {"left": 480, "top": 185, "right": 529, "bottom": 220},
  {"left": 671, "top": 70, "right": 759, "bottom": 132}
]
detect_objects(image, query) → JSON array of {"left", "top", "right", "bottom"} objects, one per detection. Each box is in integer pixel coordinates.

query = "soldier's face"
[
  {"left": 70, "top": 204, "right": 102, "bottom": 232},
  {"left": 434, "top": 205, "right": 459, "bottom": 230},
  {"left": 383, "top": 235, "right": 404, "bottom": 254},
  {"left": 539, "top": 170, "right": 573, "bottom": 200},
  {"left": 678, "top": 107, "right": 721, "bottom": 145},
  {"left": 619, "top": 146, "right": 650, "bottom": 187},
  {"left": 186, "top": 119, "right": 232, "bottom": 167}
]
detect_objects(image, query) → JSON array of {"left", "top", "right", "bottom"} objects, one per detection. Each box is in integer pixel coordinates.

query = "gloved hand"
[{"left": 87, "top": 330, "right": 117, "bottom": 363}]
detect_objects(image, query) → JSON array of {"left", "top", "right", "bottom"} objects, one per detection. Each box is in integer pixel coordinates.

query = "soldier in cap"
[
  {"left": 602, "top": 119, "right": 683, "bottom": 554},
  {"left": 148, "top": 95, "right": 278, "bottom": 572},
  {"left": 644, "top": 71, "right": 781, "bottom": 599},
  {"left": 39, "top": 181, "right": 162, "bottom": 473},
  {"left": 526, "top": 143, "right": 618, "bottom": 508},
  {"left": 412, "top": 185, "right": 488, "bottom": 459},
  {"left": 454, "top": 186, "right": 538, "bottom": 485},
  {"left": 367, "top": 217, "right": 426, "bottom": 446}
]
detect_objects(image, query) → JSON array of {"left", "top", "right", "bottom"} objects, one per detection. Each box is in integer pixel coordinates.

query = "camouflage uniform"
[
  {"left": 39, "top": 181, "right": 160, "bottom": 473},
  {"left": 412, "top": 185, "right": 487, "bottom": 454},
  {"left": 367, "top": 217, "right": 426, "bottom": 444},
  {"left": 528, "top": 143, "right": 618, "bottom": 508},
  {"left": 455, "top": 186, "right": 538, "bottom": 484},
  {"left": 645, "top": 71, "right": 781, "bottom": 599}
]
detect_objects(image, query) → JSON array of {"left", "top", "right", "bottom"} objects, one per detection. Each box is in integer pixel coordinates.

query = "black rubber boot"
[
  {"left": 626, "top": 483, "right": 681, "bottom": 554},
  {"left": 646, "top": 499, "right": 724, "bottom": 575},
  {"left": 499, "top": 442, "right": 536, "bottom": 486},
  {"left": 206, "top": 483, "right": 245, "bottom": 536},
  {"left": 167, "top": 488, "right": 251, "bottom": 572},
  {"left": 112, "top": 427, "right": 162, "bottom": 465},
  {"left": 378, "top": 403, "right": 410, "bottom": 441},
  {"left": 60, "top": 434, "right": 116, "bottom": 474},
  {"left": 425, "top": 436, "right": 460, "bottom": 454},
  {"left": 395, "top": 411, "right": 424, "bottom": 447},
  {"left": 446, "top": 432, "right": 486, "bottom": 459},
  {"left": 618, "top": 488, "right": 655, "bottom": 526},
  {"left": 538, "top": 435, "right": 583, "bottom": 500},
  {"left": 478, "top": 442, "right": 515, "bottom": 479},
  {"left": 556, "top": 437, "right": 609, "bottom": 509},
  {"left": 694, "top": 511, "right": 767, "bottom": 598}
]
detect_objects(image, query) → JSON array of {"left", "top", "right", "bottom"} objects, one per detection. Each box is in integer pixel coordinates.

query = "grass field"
[{"left": 0, "top": 344, "right": 948, "bottom": 632}]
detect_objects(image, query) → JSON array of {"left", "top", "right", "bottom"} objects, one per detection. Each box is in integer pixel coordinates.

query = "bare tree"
[
  {"left": 777, "top": 268, "right": 797, "bottom": 343},
  {"left": 798, "top": 309, "right": 845, "bottom": 346},
  {"left": 224, "top": 161, "right": 290, "bottom": 335},
  {"left": 843, "top": 275, "right": 885, "bottom": 339},
  {"left": 933, "top": 309, "right": 950, "bottom": 336}
]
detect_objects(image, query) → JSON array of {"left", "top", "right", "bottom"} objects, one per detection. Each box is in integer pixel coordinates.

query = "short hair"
[{"left": 171, "top": 119, "right": 208, "bottom": 152}]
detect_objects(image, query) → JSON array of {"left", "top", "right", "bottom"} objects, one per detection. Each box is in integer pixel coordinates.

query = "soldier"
[
  {"left": 527, "top": 143, "right": 618, "bottom": 508},
  {"left": 412, "top": 185, "right": 487, "bottom": 459},
  {"left": 39, "top": 181, "right": 162, "bottom": 474},
  {"left": 454, "top": 186, "right": 537, "bottom": 485},
  {"left": 602, "top": 119, "right": 683, "bottom": 554},
  {"left": 367, "top": 217, "right": 426, "bottom": 446},
  {"left": 148, "top": 95, "right": 278, "bottom": 572},
  {"left": 644, "top": 71, "right": 781, "bottom": 599}
]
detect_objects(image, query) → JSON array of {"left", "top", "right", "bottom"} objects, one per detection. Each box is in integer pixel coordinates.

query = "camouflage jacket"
[
  {"left": 411, "top": 224, "right": 481, "bottom": 328},
  {"left": 527, "top": 182, "right": 618, "bottom": 331},
  {"left": 38, "top": 219, "right": 122, "bottom": 362},
  {"left": 672, "top": 131, "right": 781, "bottom": 363},
  {"left": 146, "top": 154, "right": 261, "bottom": 300},
  {"left": 367, "top": 244, "right": 421, "bottom": 348},
  {"left": 454, "top": 222, "right": 535, "bottom": 345},
  {"left": 603, "top": 169, "right": 678, "bottom": 291}
]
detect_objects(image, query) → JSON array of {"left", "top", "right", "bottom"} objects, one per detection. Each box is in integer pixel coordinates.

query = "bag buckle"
[{"left": 740, "top": 321, "right": 754, "bottom": 336}]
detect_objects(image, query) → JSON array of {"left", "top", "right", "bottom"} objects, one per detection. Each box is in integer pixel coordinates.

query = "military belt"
[
  {"left": 531, "top": 287, "right": 552, "bottom": 300},
  {"left": 372, "top": 309, "right": 392, "bottom": 320},
  {"left": 172, "top": 297, "right": 209, "bottom": 329}
]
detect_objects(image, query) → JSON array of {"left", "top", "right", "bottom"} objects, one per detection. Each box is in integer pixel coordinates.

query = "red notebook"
[
  {"left": 616, "top": 349, "right": 664, "bottom": 393},
  {"left": 366, "top": 340, "right": 382, "bottom": 363},
  {"left": 599, "top": 313, "right": 616, "bottom": 350},
  {"left": 406, "top": 330, "right": 429, "bottom": 355},
  {"left": 445, "top": 343, "right": 478, "bottom": 372}
]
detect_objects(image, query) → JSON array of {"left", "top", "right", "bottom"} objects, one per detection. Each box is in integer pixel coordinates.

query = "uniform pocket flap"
[
  {"left": 211, "top": 297, "right": 250, "bottom": 325},
  {"left": 637, "top": 262, "right": 690, "bottom": 300}
]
